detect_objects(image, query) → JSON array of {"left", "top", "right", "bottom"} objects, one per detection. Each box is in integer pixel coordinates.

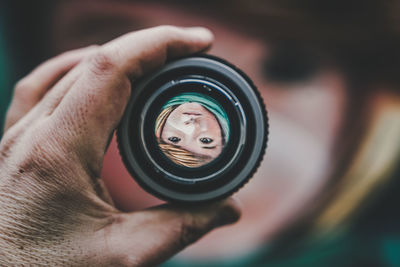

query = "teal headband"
[{"left": 162, "top": 92, "right": 230, "bottom": 142}]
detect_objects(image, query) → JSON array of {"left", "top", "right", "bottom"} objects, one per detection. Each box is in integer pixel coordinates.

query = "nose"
[
  {"left": 183, "top": 113, "right": 201, "bottom": 124},
  {"left": 184, "top": 116, "right": 196, "bottom": 124}
]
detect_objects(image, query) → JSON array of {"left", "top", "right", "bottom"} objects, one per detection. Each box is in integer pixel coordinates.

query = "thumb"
[{"left": 98, "top": 198, "right": 241, "bottom": 266}]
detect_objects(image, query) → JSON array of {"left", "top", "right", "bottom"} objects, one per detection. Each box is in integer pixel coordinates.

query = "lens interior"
[{"left": 140, "top": 76, "right": 245, "bottom": 184}]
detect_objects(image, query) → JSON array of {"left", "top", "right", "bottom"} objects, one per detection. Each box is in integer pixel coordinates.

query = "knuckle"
[
  {"left": 12, "top": 79, "right": 39, "bottom": 107},
  {"left": 49, "top": 45, "right": 101, "bottom": 65},
  {"left": 86, "top": 48, "right": 118, "bottom": 76},
  {"left": 4, "top": 112, "right": 18, "bottom": 133},
  {"left": 62, "top": 45, "right": 100, "bottom": 58},
  {"left": 157, "top": 25, "right": 181, "bottom": 37},
  {"left": 14, "top": 78, "right": 33, "bottom": 98},
  {"left": 0, "top": 127, "right": 18, "bottom": 159}
]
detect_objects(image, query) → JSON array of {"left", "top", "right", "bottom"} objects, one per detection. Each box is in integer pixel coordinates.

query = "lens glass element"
[{"left": 155, "top": 92, "right": 230, "bottom": 167}]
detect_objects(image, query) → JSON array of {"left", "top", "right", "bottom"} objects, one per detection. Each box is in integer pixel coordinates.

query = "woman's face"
[{"left": 161, "top": 103, "right": 223, "bottom": 159}]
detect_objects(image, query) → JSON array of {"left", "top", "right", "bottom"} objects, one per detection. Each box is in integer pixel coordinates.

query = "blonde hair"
[{"left": 155, "top": 105, "right": 212, "bottom": 167}]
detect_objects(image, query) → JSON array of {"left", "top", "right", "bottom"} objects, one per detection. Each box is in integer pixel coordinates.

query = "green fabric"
[
  {"left": 162, "top": 92, "right": 230, "bottom": 142},
  {"left": 0, "top": 18, "right": 12, "bottom": 137},
  {"left": 382, "top": 238, "right": 400, "bottom": 267}
]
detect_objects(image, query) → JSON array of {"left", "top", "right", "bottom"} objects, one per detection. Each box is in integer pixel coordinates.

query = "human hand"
[{"left": 0, "top": 26, "right": 241, "bottom": 266}]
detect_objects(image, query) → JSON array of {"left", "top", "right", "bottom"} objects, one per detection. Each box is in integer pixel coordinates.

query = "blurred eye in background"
[{"left": 262, "top": 42, "right": 322, "bottom": 84}]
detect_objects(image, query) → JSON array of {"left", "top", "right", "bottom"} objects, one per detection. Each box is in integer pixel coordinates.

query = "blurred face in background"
[{"left": 48, "top": 0, "right": 347, "bottom": 259}]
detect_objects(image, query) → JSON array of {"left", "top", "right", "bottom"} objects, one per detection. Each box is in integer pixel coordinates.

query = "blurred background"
[{"left": 1, "top": 0, "right": 400, "bottom": 266}]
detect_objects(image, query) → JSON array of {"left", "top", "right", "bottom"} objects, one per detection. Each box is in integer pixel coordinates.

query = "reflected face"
[
  {"left": 155, "top": 92, "right": 230, "bottom": 167},
  {"left": 156, "top": 99, "right": 226, "bottom": 168},
  {"left": 161, "top": 103, "right": 223, "bottom": 159}
]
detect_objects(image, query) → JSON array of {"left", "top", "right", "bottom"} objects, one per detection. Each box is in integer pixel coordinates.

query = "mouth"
[{"left": 183, "top": 112, "right": 202, "bottom": 116}]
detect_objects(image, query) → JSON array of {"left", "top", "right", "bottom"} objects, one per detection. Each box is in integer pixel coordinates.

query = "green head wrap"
[{"left": 162, "top": 92, "right": 230, "bottom": 142}]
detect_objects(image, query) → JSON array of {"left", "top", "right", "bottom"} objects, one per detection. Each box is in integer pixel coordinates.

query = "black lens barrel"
[{"left": 117, "top": 54, "right": 268, "bottom": 203}]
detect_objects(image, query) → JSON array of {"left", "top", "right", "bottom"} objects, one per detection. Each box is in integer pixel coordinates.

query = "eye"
[
  {"left": 261, "top": 44, "right": 319, "bottom": 83},
  {"left": 168, "top": 137, "right": 181, "bottom": 143},
  {"left": 199, "top": 137, "right": 213, "bottom": 144}
]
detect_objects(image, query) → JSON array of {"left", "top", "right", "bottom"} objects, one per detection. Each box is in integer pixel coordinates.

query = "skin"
[
  {"left": 161, "top": 102, "right": 224, "bottom": 160},
  {"left": 0, "top": 26, "right": 241, "bottom": 266}
]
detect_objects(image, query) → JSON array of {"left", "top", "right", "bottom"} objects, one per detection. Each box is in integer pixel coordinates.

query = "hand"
[{"left": 0, "top": 26, "right": 241, "bottom": 266}]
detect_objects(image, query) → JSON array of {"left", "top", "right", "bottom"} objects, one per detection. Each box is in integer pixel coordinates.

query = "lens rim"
[
  {"left": 117, "top": 54, "right": 268, "bottom": 202},
  {"left": 141, "top": 77, "right": 246, "bottom": 183}
]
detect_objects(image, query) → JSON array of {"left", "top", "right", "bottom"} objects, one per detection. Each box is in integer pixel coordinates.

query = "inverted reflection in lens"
[{"left": 155, "top": 92, "right": 230, "bottom": 167}]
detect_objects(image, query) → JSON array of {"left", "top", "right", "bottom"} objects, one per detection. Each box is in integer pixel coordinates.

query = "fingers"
[
  {"left": 50, "top": 26, "right": 213, "bottom": 168},
  {"left": 99, "top": 198, "right": 241, "bottom": 266},
  {"left": 4, "top": 46, "right": 98, "bottom": 132}
]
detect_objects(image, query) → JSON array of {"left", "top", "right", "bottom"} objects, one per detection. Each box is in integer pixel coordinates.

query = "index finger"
[{"left": 49, "top": 26, "right": 214, "bottom": 169}]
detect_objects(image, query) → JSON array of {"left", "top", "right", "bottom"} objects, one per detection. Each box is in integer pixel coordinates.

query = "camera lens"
[
  {"left": 117, "top": 55, "right": 268, "bottom": 203},
  {"left": 155, "top": 91, "right": 230, "bottom": 167}
]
